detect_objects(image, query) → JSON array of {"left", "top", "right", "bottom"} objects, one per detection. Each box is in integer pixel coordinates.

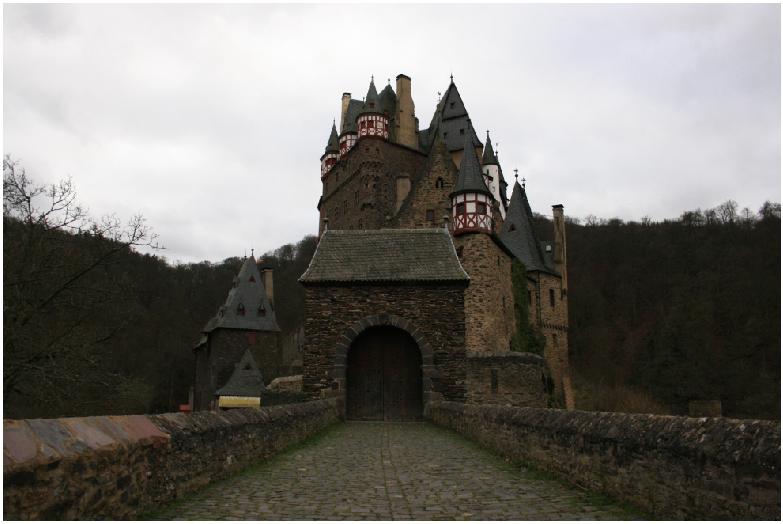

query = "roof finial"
[
  {"left": 450, "top": 73, "right": 454, "bottom": 83},
  {"left": 514, "top": 168, "right": 519, "bottom": 180},
  {"left": 437, "top": 91, "right": 441, "bottom": 102},
  {"left": 251, "top": 248, "right": 254, "bottom": 257},
  {"left": 387, "top": 78, "right": 391, "bottom": 86},
  {"left": 244, "top": 249, "right": 247, "bottom": 259},
  {"left": 371, "top": 74, "right": 374, "bottom": 83}
]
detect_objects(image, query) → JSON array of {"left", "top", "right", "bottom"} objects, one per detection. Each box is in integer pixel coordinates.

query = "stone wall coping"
[
  {"left": 465, "top": 352, "right": 546, "bottom": 366},
  {"left": 428, "top": 401, "right": 780, "bottom": 469}
]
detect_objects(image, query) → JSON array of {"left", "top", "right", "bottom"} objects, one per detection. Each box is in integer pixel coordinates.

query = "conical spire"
[
  {"left": 499, "top": 180, "right": 552, "bottom": 273},
  {"left": 360, "top": 76, "right": 382, "bottom": 114},
  {"left": 202, "top": 254, "right": 280, "bottom": 333},
  {"left": 324, "top": 120, "right": 339, "bottom": 153},
  {"left": 482, "top": 131, "right": 498, "bottom": 165},
  {"left": 452, "top": 129, "right": 491, "bottom": 197}
]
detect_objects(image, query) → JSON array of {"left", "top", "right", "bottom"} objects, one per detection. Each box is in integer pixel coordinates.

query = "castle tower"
[
  {"left": 356, "top": 77, "right": 389, "bottom": 140},
  {"left": 395, "top": 74, "right": 417, "bottom": 149},
  {"left": 339, "top": 94, "right": 360, "bottom": 158},
  {"left": 552, "top": 204, "right": 568, "bottom": 295},
  {"left": 451, "top": 132, "right": 493, "bottom": 235},
  {"left": 320, "top": 121, "right": 339, "bottom": 178},
  {"left": 482, "top": 131, "right": 506, "bottom": 219}
]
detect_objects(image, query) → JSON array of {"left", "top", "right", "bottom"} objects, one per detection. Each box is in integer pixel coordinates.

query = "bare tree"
[{"left": 3, "top": 156, "right": 160, "bottom": 414}]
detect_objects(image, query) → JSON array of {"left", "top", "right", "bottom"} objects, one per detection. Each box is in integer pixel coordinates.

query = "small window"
[
  {"left": 497, "top": 256, "right": 500, "bottom": 267},
  {"left": 237, "top": 303, "right": 246, "bottom": 316},
  {"left": 477, "top": 202, "right": 487, "bottom": 214},
  {"left": 355, "top": 191, "right": 359, "bottom": 204},
  {"left": 435, "top": 177, "right": 444, "bottom": 189},
  {"left": 509, "top": 224, "right": 516, "bottom": 232},
  {"left": 426, "top": 209, "right": 435, "bottom": 222},
  {"left": 527, "top": 290, "right": 532, "bottom": 305},
  {"left": 249, "top": 275, "right": 256, "bottom": 283},
  {"left": 459, "top": 128, "right": 465, "bottom": 135},
  {"left": 549, "top": 288, "right": 555, "bottom": 308},
  {"left": 491, "top": 369, "right": 499, "bottom": 394},
  {"left": 258, "top": 304, "right": 266, "bottom": 317},
  {"left": 456, "top": 202, "right": 465, "bottom": 215},
  {"left": 450, "top": 102, "right": 455, "bottom": 109},
  {"left": 502, "top": 296, "right": 506, "bottom": 309},
  {"left": 443, "top": 132, "right": 448, "bottom": 138}
]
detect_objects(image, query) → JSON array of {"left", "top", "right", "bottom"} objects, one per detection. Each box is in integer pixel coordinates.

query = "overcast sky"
[{"left": 4, "top": 3, "right": 780, "bottom": 264}]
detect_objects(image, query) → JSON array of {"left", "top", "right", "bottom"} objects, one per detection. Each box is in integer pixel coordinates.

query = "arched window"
[
  {"left": 258, "top": 304, "right": 267, "bottom": 317},
  {"left": 237, "top": 303, "right": 246, "bottom": 316},
  {"left": 435, "top": 177, "right": 444, "bottom": 189}
]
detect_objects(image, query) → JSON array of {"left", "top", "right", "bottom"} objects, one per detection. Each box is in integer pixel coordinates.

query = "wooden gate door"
[{"left": 346, "top": 327, "right": 422, "bottom": 421}]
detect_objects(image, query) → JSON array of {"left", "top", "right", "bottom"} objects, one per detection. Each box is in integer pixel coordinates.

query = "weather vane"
[{"left": 514, "top": 168, "right": 518, "bottom": 180}]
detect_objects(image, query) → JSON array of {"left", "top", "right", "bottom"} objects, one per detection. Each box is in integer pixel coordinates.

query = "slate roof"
[
  {"left": 299, "top": 229, "right": 469, "bottom": 283},
  {"left": 324, "top": 121, "right": 339, "bottom": 153},
  {"left": 482, "top": 131, "right": 498, "bottom": 165},
  {"left": 453, "top": 131, "right": 492, "bottom": 197},
  {"left": 379, "top": 83, "right": 396, "bottom": 116},
  {"left": 359, "top": 77, "right": 383, "bottom": 115},
  {"left": 341, "top": 99, "right": 363, "bottom": 135},
  {"left": 202, "top": 255, "right": 281, "bottom": 333},
  {"left": 215, "top": 350, "right": 265, "bottom": 397},
  {"left": 499, "top": 181, "right": 558, "bottom": 275},
  {"left": 419, "top": 80, "right": 482, "bottom": 153}
]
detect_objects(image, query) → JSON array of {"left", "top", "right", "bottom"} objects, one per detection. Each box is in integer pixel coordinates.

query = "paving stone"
[{"left": 154, "top": 422, "right": 640, "bottom": 520}]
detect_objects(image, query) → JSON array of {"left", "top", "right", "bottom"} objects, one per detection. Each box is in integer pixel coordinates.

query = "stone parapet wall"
[
  {"left": 465, "top": 353, "right": 550, "bottom": 408},
  {"left": 425, "top": 401, "right": 780, "bottom": 520},
  {"left": 3, "top": 399, "right": 339, "bottom": 520}
]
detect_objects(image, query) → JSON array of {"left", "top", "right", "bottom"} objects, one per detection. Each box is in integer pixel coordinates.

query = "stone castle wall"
[
  {"left": 302, "top": 283, "right": 467, "bottom": 403},
  {"left": 465, "top": 353, "right": 551, "bottom": 408},
  {"left": 319, "top": 137, "right": 427, "bottom": 234},
  {"left": 426, "top": 401, "right": 780, "bottom": 520},
  {"left": 3, "top": 399, "right": 340, "bottom": 520},
  {"left": 532, "top": 271, "right": 572, "bottom": 407},
  {"left": 454, "top": 234, "right": 515, "bottom": 355}
]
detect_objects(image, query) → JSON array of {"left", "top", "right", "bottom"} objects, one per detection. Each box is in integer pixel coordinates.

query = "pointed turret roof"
[
  {"left": 215, "top": 349, "right": 265, "bottom": 397},
  {"left": 452, "top": 131, "right": 491, "bottom": 197},
  {"left": 441, "top": 79, "right": 468, "bottom": 120},
  {"left": 419, "top": 78, "right": 482, "bottom": 153},
  {"left": 379, "top": 82, "right": 396, "bottom": 116},
  {"left": 359, "top": 76, "right": 383, "bottom": 115},
  {"left": 499, "top": 180, "right": 557, "bottom": 274},
  {"left": 482, "top": 131, "right": 498, "bottom": 165},
  {"left": 202, "top": 255, "right": 280, "bottom": 333},
  {"left": 324, "top": 121, "right": 339, "bottom": 153}
]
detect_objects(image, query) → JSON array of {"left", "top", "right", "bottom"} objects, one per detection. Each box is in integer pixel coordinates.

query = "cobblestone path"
[{"left": 155, "top": 422, "right": 639, "bottom": 520}]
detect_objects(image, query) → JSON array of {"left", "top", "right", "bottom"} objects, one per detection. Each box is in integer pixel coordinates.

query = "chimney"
[
  {"left": 552, "top": 204, "right": 567, "bottom": 294},
  {"left": 395, "top": 74, "right": 417, "bottom": 149},
  {"left": 340, "top": 93, "right": 351, "bottom": 132},
  {"left": 262, "top": 267, "right": 274, "bottom": 308}
]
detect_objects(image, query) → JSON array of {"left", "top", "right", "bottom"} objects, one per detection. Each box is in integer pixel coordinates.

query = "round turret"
[
  {"left": 320, "top": 121, "right": 340, "bottom": 178},
  {"left": 452, "top": 131, "right": 493, "bottom": 235},
  {"left": 356, "top": 76, "right": 389, "bottom": 140}
]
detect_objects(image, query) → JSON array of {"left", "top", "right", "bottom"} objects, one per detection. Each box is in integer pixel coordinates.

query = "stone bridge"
[{"left": 3, "top": 399, "right": 780, "bottom": 520}]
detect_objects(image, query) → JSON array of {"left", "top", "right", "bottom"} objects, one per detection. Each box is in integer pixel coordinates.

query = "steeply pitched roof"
[
  {"left": 452, "top": 131, "right": 492, "bottom": 197},
  {"left": 482, "top": 131, "right": 498, "bottom": 165},
  {"left": 379, "top": 83, "right": 396, "bottom": 116},
  {"left": 419, "top": 80, "right": 482, "bottom": 153},
  {"left": 215, "top": 350, "right": 265, "bottom": 397},
  {"left": 341, "top": 99, "right": 363, "bottom": 134},
  {"left": 324, "top": 121, "right": 339, "bottom": 153},
  {"left": 203, "top": 255, "right": 280, "bottom": 333},
  {"left": 499, "top": 181, "right": 557, "bottom": 274},
  {"left": 300, "top": 229, "right": 469, "bottom": 284},
  {"left": 359, "top": 77, "right": 383, "bottom": 115}
]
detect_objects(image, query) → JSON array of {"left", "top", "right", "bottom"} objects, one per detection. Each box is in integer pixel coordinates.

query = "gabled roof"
[
  {"left": 482, "top": 131, "right": 498, "bottom": 165},
  {"left": 452, "top": 131, "right": 492, "bottom": 197},
  {"left": 300, "top": 229, "right": 469, "bottom": 284},
  {"left": 203, "top": 255, "right": 280, "bottom": 333},
  {"left": 419, "top": 79, "right": 482, "bottom": 153},
  {"left": 215, "top": 350, "right": 265, "bottom": 397},
  {"left": 324, "top": 121, "right": 339, "bottom": 154},
  {"left": 499, "top": 181, "right": 558, "bottom": 274}
]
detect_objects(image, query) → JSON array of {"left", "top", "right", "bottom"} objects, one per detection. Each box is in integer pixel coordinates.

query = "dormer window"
[
  {"left": 237, "top": 303, "right": 246, "bottom": 316},
  {"left": 450, "top": 102, "right": 455, "bottom": 109},
  {"left": 459, "top": 128, "right": 465, "bottom": 135},
  {"left": 249, "top": 275, "right": 256, "bottom": 283},
  {"left": 258, "top": 304, "right": 266, "bottom": 317}
]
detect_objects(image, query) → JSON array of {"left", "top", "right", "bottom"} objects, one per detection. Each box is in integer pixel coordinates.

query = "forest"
[{"left": 3, "top": 157, "right": 780, "bottom": 420}]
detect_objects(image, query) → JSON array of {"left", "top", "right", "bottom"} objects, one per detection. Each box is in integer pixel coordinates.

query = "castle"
[{"left": 192, "top": 73, "right": 573, "bottom": 417}]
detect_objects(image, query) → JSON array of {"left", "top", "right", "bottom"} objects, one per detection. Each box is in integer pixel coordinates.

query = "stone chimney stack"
[
  {"left": 262, "top": 267, "right": 274, "bottom": 308},
  {"left": 395, "top": 74, "right": 417, "bottom": 149},
  {"left": 340, "top": 92, "right": 351, "bottom": 131},
  {"left": 552, "top": 204, "right": 568, "bottom": 293}
]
